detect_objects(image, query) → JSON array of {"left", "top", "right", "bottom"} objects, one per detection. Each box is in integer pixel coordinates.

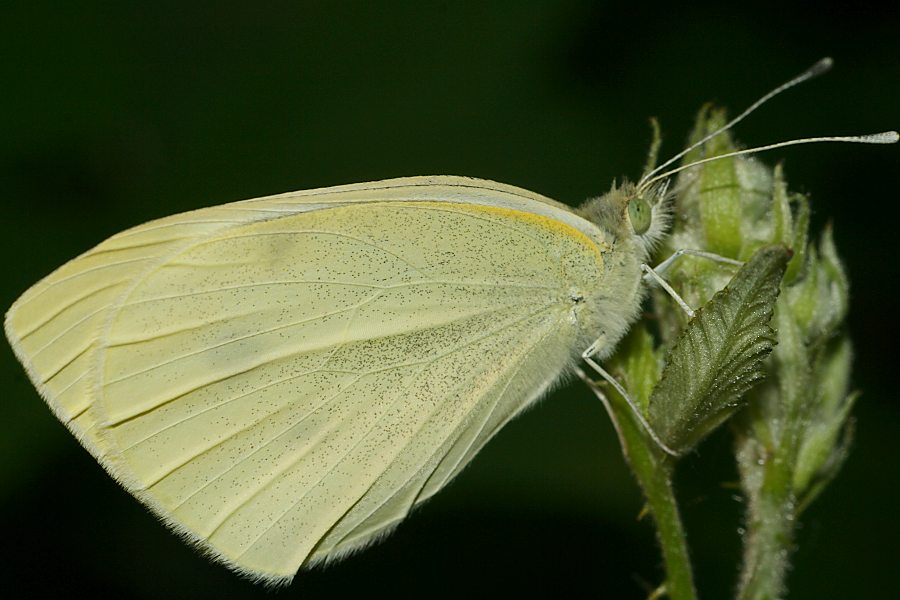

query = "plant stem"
[
  {"left": 736, "top": 459, "right": 796, "bottom": 600},
  {"left": 590, "top": 381, "right": 697, "bottom": 600},
  {"left": 736, "top": 306, "right": 810, "bottom": 600},
  {"left": 641, "top": 458, "right": 694, "bottom": 600}
]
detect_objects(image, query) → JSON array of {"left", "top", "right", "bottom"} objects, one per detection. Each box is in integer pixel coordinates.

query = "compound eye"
[{"left": 627, "top": 197, "right": 651, "bottom": 235}]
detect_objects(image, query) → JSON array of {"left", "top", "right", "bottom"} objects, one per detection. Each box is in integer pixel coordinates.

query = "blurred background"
[{"left": 1, "top": 2, "right": 896, "bottom": 598}]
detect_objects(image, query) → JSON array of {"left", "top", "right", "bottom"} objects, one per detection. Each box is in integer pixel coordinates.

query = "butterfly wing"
[{"left": 6, "top": 177, "right": 608, "bottom": 583}]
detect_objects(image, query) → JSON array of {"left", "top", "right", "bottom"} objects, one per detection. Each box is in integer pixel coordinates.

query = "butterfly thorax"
[{"left": 571, "top": 182, "right": 669, "bottom": 359}]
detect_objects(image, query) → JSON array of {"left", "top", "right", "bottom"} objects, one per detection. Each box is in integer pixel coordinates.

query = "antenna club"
[
  {"left": 637, "top": 133, "right": 899, "bottom": 193},
  {"left": 809, "top": 57, "right": 834, "bottom": 77}
]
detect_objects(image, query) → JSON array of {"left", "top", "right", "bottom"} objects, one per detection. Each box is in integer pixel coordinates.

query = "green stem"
[
  {"left": 736, "top": 307, "right": 809, "bottom": 600},
  {"left": 736, "top": 460, "right": 796, "bottom": 600},
  {"left": 642, "top": 458, "right": 694, "bottom": 600},
  {"left": 595, "top": 384, "right": 697, "bottom": 600}
]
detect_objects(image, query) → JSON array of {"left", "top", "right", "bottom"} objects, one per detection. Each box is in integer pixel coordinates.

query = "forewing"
[{"left": 6, "top": 178, "right": 602, "bottom": 583}]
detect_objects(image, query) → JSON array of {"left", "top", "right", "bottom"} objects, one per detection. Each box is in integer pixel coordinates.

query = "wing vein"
[
  {"left": 117, "top": 295, "right": 550, "bottom": 451},
  {"left": 17, "top": 280, "right": 121, "bottom": 340},
  {"left": 389, "top": 204, "right": 550, "bottom": 250},
  {"left": 174, "top": 229, "right": 429, "bottom": 278},
  {"left": 104, "top": 290, "right": 387, "bottom": 385},
  {"left": 158, "top": 370, "right": 368, "bottom": 498},
  {"left": 108, "top": 218, "right": 242, "bottom": 239},
  {"left": 87, "top": 236, "right": 196, "bottom": 257},
  {"left": 326, "top": 311, "right": 559, "bottom": 553},
  {"left": 225, "top": 301, "right": 557, "bottom": 556},
  {"left": 424, "top": 317, "right": 559, "bottom": 496},
  {"left": 42, "top": 341, "right": 93, "bottom": 383},
  {"left": 21, "top": 255, "right": 151, "bottom": 304},
  {"left": 120, "top": 278, "right": 557, "bottom": 309}
]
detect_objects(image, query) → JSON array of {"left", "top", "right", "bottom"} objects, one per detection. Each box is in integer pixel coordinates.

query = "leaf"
[
  {"left": 647, "top": 245, "right": 791, "bottom": 454},
  {"left": 609, "top": 325, "right": 662, "bottom": 415}
]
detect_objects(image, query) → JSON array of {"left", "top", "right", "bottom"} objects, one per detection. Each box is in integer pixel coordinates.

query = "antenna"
[
  {"left": 637, "top": 132, "right": 898, "bottom": 192},
  {"left": 635, "top": 57, "right": 898, "bottom": 195}
]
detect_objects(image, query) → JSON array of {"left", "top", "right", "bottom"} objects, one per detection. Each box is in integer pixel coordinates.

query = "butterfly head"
[{"left": 578, "top": 180, "right": 672, "bottom": 263}]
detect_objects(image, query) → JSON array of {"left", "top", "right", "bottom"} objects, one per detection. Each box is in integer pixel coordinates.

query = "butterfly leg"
[
  {"left": 579, "top": 347, "right": 678, "bottom": 457},
  {"left": 578, "top": 248, "right": 742, "bottom": 455},
  {"left": 641, "top": 249, "right": 744, "bottom": 318},
  {"left": 646, "top": 248, "right": 743, "bottom": 277},
  {"left": 641, "top": 264, "right": 695, "bottom": 318}
]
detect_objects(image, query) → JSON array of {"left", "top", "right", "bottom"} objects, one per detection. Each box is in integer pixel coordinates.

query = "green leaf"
[
  {"left": 771, "top": 164, "right": 793, "bottom": 247},
  {"left": 610, "top": 325, "right": 662, "bottom": 415},
  {"left": 647, "top": 245, "right": 791, "bottom": 454},
  {"left": 784, "top": 193, "right": 810, "bottom": 284},
  {"left": 694, "top": 110, "right": 744, "bottom": 258},
  {"left": 793, "top": 335, "right": 856, "bottom": 504}
]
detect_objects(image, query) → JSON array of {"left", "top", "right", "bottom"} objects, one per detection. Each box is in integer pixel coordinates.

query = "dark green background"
[{"left": 1, "top": 2, "right": 896, "bottom": 598}]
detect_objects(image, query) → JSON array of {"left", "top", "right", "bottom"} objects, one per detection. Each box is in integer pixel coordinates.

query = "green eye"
[{"left": 628, "top": 197, "right": 651, "bottom": 235}]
